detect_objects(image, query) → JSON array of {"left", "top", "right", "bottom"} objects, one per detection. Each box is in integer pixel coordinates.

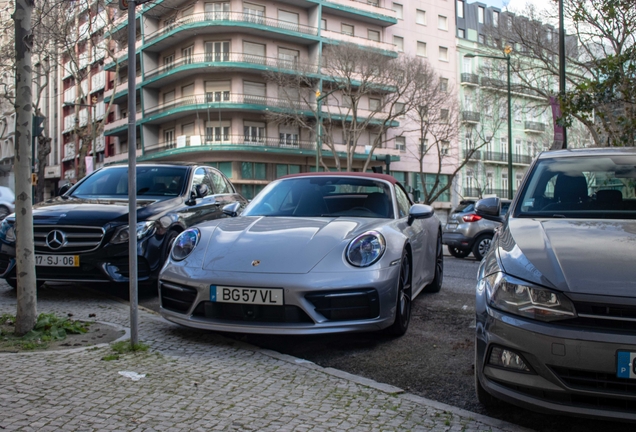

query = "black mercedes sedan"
[{"left": 0, "top": 163, "right": 246, "bottom": 289}]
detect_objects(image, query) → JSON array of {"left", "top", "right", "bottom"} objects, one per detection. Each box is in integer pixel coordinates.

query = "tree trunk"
[
  {"left": 35, "top": 136, "right": 52, "bottom": 203},
  {"left": 13, "top": 0, "right": 38, "bottom": 335}
]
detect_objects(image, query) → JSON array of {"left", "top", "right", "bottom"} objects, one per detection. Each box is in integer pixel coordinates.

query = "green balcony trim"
[{"left": 320, "top": 1, "right": 398, "bottom": 24}]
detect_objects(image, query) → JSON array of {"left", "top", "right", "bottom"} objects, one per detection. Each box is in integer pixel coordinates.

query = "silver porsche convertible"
[{"left": 158, "top": 172, "right": 443, "bottom": 335}]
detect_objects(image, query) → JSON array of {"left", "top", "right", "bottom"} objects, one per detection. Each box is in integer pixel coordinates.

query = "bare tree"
[
  {"left": 482, "top": 0, "right": 636, "bottom": 146},
  {"left": 265, "top": 44, "right": 427, "bottom": 171},
  {"left": 12, "top": 0, "right": 38, "bottom": 335}
]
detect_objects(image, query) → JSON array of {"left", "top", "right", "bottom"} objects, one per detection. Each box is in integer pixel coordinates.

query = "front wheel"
[
  {"left": 423, "top": 233, "right": 444, "bottom": 293},
  {"left": 447, "top": 245, "right": 470, "bottom": 259},
  {"left": 472, "top": 234, "right": 493, "bottom": 261},
  {"left": 386, "top": 249, "right": 412, "bottom": 336}
]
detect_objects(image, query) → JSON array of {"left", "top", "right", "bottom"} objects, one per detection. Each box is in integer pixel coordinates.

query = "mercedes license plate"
[
  {"left": 617, "top": 351, "right": 636, "bottom": 379},
  {"left": 211, "top": 285, "right": 283, "bottom": 306},
  {"left": 35, "top": 255, "right": 80, "bottom": 267}
]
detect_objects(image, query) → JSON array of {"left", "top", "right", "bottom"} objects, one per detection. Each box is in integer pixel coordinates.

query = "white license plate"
[
  {"left": 211, "top": 285, "right": 283, "bottom": 306},
  {"left": 447, "top": 223, "right": 458, "bottom": 230},
  {"left": 35, "top": 255, "right": 80, "bottom": 267},
  {"left": 617, "top": 351, "right": 636, "bottom": 379}
]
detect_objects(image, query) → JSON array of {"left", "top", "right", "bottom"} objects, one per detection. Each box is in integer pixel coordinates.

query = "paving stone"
[{"left": 0, "top": 282, "right": 529, "bottom": 432}]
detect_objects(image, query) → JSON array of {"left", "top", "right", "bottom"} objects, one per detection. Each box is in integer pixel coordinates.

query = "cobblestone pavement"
[{"left": 0, "top": 282, "right": 530, "bottom": 432}]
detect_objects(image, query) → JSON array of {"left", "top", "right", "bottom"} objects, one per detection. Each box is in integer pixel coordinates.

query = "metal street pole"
[
  {"left": 127, "top": 0, "right": 139, "bottom": 347},
  {"left": 559, "top": 0, "right": 567, "bottom": 148},
  {"left": 506, "top": 54, "right": 513, "bottom": 199}
]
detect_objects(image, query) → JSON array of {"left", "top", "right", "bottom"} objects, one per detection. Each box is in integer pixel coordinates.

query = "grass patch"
[
  {"left": 102, "top": 340, "right": 150, "bottom": 361},
  {"left": 0, "top": 313, "right": 91, "bottom": 350}
]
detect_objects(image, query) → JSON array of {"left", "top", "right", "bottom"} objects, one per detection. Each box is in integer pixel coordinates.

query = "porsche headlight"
[
  {"left": 111, "top": 221, "right": 157, "bottom": 244},
  {"left": 484, "top": 272, "right": 576, "bottom": 322},
  {"left": 0, "top": 219, "right": 15, "bottom": 243},
  {"left": 346, "top": 231, "right": 386, "bottom": 267},
  {"left": 171, "top": 228, "right": 200, "bottom": 261}
]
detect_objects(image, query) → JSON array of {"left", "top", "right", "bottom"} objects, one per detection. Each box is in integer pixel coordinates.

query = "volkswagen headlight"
[
  {"left": 484, "top": 272, "right": 576, "bottom": 322},
  {"left": 346, "top": 231, "right": 386, "bottom": 267},
  {"left": 111, "top": 221, "right": 157, "bottom": 244},
  {"left": 0, "top": 219, "right": 15, "bottom": 243},
  {"left": 171, "top": 228, "right": 200, "bottom": 261}
]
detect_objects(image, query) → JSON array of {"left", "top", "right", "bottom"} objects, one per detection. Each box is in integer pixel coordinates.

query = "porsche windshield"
[
  {"left": 71, "top": 166, "right": 188, "bottom": 198},
  {"left": 516, "top": 155, "right": 636, "bottom": 219},
  {"left": 244, "top": 177, "right": 394, "bottom": 218}
]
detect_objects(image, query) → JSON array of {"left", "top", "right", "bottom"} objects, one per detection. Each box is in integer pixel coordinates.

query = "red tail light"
[{"left": 462, "top": 214, "right": 482, "bottom": 222}]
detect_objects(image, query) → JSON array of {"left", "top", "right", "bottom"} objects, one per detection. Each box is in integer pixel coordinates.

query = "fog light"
[{"left": 489, "top": 346, "right": 530, "bottom": 372}]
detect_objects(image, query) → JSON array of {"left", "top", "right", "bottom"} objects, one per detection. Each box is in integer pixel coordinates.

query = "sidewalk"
[{"left": 0, "top": 282, "right": 527, "bottom": 432}]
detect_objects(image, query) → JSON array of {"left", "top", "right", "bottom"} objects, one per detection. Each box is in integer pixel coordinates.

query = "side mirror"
[
  {"left": 407, "top": 203, "right": 434, "bottom": 225},
  {"left": 58, "top": 183, "right": 72, "bottom": 196},
  {"left": 475, "top": 197, "right": 504, "bottom": 223},
  {"left": 194, "top": 183, "right": 209, "bottom": 199},
  {"left": 223, "top": 201, "right": 241, "bottom": 217}
]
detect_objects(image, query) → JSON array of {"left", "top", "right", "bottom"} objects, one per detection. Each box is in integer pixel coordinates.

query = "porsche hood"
[
  {"left": 201, "top": 216, "right": 383, "bottom": 274},
  {"left": 498, "top": 218, "right": 636, "bottom": 297}
]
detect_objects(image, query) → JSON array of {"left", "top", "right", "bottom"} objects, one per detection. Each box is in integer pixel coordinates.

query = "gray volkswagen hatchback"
[{"left": 473, "top": 148, "right": 636, "bottom": 421}]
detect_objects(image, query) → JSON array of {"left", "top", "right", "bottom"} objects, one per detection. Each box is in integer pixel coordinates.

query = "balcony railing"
[
  {"left": 323, "top": 0, "right": 397, "bottom": 18},
  {"left": 144, "top": 93, "right": 313, "bottom": 117},
  {"left": 460, "top": 73, "right": 479, "bottom": 85},
  {"left": 524, "top": 121, "right": 546, "bottom": 133},
  {"left": 461, "top": 111, "right": 480, "bottom": 123},
  {"left": 463, "top": 187, "right": 514, "bottom": 199},
  {"left": 480, "top": 76, "right": 506, "bottom": 88},
  {"left": 145, "top": 12, "right": 319, "bottom": 44},
  {"left": 143, "top": 134, "right": 318, "bottom": 156},
  {"left": 145, "top": 53, "right": 317, "bottom": 80}
]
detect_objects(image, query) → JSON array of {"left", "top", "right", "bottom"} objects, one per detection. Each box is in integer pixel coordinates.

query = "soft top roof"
[{"left": 281, "top": 172, "right": 398, "bottom": 184}]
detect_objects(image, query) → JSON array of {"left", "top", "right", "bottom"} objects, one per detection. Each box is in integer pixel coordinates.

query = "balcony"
[
  {"left": 463, "top": 149, "right": 481, "bottom": 160},
  {"left": 321, "top": 0, "right": 397, "bottom": 25},
  {"left": 480, "top": 77, "right": 506, "bottom": 88},
  {"left": 91, "top": 71, "right": 106, "bottom": 93},
  {"left": 63, "top": 87, "right": 76, "bottom": 104},
  {"left": 524, "top": 121, "right": 546, "bottom": 133},
  {"left": 321, "top": 29, "right": 397, "bottom": 54},
  {"left": 463, "top": 187, "right": 514, "bottom": 199},
  {"left": 481, "top": 150, "right": 533, "bottom": 165},
  {"left": 142, "top": 134, "right": 318, "bottom": 157},
  {"left": 461, "top": 111, "right": 480, "bottom": 123},
  {"left": 460, "top": 73, "right": 479, "bottom": 86},
  {"left": 144, "top": 53, "right": 318, "bottom": 82},
  {"left": 144, "top": 12, "right": 319, "bottom": 47}
]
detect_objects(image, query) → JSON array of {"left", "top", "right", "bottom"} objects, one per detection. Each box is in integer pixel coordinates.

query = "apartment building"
[
  {"left": 455, "top": 1, "right": 555, "bottom": 201},
  {"left": 97, "top": 0, "right": 458, "bottom": 206}
]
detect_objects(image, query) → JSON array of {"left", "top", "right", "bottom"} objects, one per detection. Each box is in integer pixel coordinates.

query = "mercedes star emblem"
[{"left": 46, "top": 230, "right": 67, "bottom": 250}]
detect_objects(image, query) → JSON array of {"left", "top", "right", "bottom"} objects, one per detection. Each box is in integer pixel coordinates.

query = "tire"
[
  {"left": 386, "top": 249, "right": 412, "bottom": 336},
  {"left": 423, "top": 233, "right": 444, "bottom": 294},
  {"left": 447, "top": 245, "right": 470, "bottom": 259},
  {"left": 0, "top": 205, "right": 9, "bottom": 220},
  {"left": 472, "top": 234, "right": 493, "bottom": 262},
  {"left": 161, "top": 230, "right": 179, "bottom": 265}
]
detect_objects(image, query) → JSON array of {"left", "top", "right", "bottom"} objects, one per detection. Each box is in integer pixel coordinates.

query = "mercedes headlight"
[
  {"left": 346, "top": 231, "right": 386, "bottom": 267},
  {"left": 111, "top": 221, "right": 157, "bottom": 244},
  {"left": 484, "top": 272, "right": 576, "bottom": 322},
  {"left": 0, "top": 219, "right": 15, "bottom": 243},
  {"left": 171, "top": 228, "right": 200, "bottom": 261}
]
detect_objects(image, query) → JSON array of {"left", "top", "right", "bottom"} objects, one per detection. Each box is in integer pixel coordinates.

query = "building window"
[
  {"left": 341, "top": 23, "right": 354, "bottom": 36},
  {"left": 205, "top": 80, "right": 231, "bottom": 102},
  {"left": 457, "top": 0, "right": 464, "bottom": 18},
  {"left": 441, "top": 141, "right": 450, "bottom": 155},
  {"left": 515, "top": 139, "right": 523, "bottom": 156},
  {"left": 440, "top": 108, "right": 449, "bottom": 121},
  {"left": 440, "top": 78, "right": 448, "bottom": 92},
  {"left": 478, "top": 34, "right": 485, "bottom": 44},
  {"left": 369, "top": 97, "right": 381, "bottom": 111},
  {"left": 438, "top": 15, "right": 447, "bottom": 30},
  {"left": 516, "top": 173, "right": 523, "bottom": 189},
  {"left": 514, "top": 103, "right": 521, "bottom": 123},
  {"left": 501, "top": 172, "right": 509, "bottom": 192},
  {"left": 458, "top": 29, "right": 465, "bottom": 38},
  {"left": 244, "top": 81, "right": 266, "bottom": 104},
  {"left": 244, "top": 121, "right": 266, "bottom": 143},
  {"left": 493, "top": 11, "right": 499, "bottom": 27},
  {"left": 205, "top": 2, "right": 230, "bottom": 19},
  {"left": 478, "top": 6, "right": 484, "bottom": 24},
  {"left": 241, "top": 162, "right": 267, "bottom": 180},
  {"left": 205, "top": 120, "right": 230, "bottom": 142},
  {"left": 164, "top": 129, "right": 175, "bottom": 148},
  {"left": 393, "top": 36, "right": 404, "bottom": 51},
  {"left": 395, "top": 136, "right": 406, "bottom": 151},
  {"left": 417, "top": 41, "right": 427, "bottom": 57},
  {"left": 439, "top": 46, "right": 448, "bottom": 61},
  {"left": 205, "top": 41, "right": 230, "bottom": 62},
  {"left": 395, "top": 102, "right": 405, "bottom": 116},
  {"left": 182, "top": 83, "right": 194, "bottom": 97},
  {"left": 416, "top": 9, "right": 426, "bottom": 25},
  {"left": 321, "top": 18, "right": 326, "bottom": 30},
  {"left": 276, "top": 164, "right": 301, "bottom": 178},
  {"left": 243, "top": 2, "right": 265, "bottom": 23},
  {"left": 182, "top": 45, "right": 194, "bottom": 64},
  {"left": 208, "top": 161, "right": 233, "bottom": 178},
  {"left": 392, "top": 2, "right": 403, "bottom": 19},
  {"left": 368, "top": 29, "right": 380, "bottom": 41},
  {"left": 164, "top": 54, "right": 174, "bottom": 71}
]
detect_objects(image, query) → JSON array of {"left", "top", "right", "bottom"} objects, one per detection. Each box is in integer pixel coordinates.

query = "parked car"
[
  {"left": 442, "top": 199, "right": 511, "bottom": 261},
  {"left": 0, "top": 186, "right": 15, "bottom": 220},
  {"left": 473, "top": 148, "right": 636, "bottom": 421},
  {"left": 0, "top": 163, "right": 246, "bottom": 290},
  {"left": 159, "top": 172, "right": 443, "bottom": 336}
]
